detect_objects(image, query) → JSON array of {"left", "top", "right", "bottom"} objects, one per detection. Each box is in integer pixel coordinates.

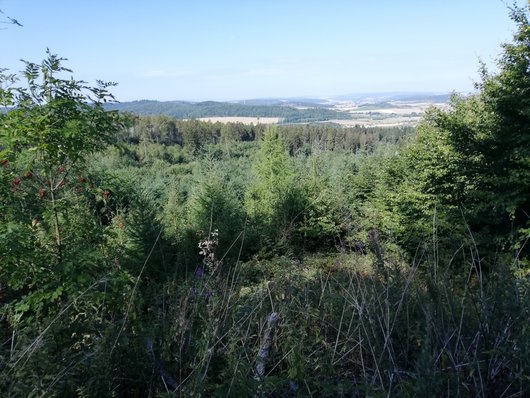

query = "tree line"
[
  {"left": 119, "top": 112, "right": 413, "bottom": 154},
  {"left": 105, "top": 99, "right": 353, "bottom": 123}
]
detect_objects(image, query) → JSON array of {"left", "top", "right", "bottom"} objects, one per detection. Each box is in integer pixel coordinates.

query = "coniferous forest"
[{"left": 1, "top": 5, "right": 530, "bottom": 398}]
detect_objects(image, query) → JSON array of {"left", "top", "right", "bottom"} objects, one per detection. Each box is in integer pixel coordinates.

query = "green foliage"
[
  {"left": 279, "top": 124, "right": 414, "bottom": 154},
  {"left": 245, "top": 126, "right": 303, "bottom": 247},
  {"left": 114, "top": 112, "right": 413, "bottom": 161},
  {"left": 356, "top": 140, "right": 465, "bottom": 257},
  {"left": 0, "top": 50, "right": 119, "bottom": 167},
  {"left": 187, "top": 158, "right": 246, "bottom": 260},
  {"left": 0, "top": 52, "right": 145, "bottom": 396},
  {"left": 0, "top": 50, "right": 123, "bottom": 305},
  {"left": 406, "top": 5, "right": 530, "bottom": 257},
  {"left": 294, "top": 151, "right": 349, "bottom": 250}
]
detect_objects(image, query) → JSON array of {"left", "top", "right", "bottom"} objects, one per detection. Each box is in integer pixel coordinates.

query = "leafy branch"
[{"left": 0, "top": 9, "right": 23, "bottom": 29}]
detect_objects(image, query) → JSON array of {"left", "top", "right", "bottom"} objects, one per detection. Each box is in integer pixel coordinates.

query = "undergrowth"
[{"left": 148, "top": 240, "right": 530, "bottom": 397}]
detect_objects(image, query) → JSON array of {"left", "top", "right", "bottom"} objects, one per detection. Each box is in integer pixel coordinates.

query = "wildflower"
[{"left": 194, "top": 266, "right": 204, "bottom": 279}]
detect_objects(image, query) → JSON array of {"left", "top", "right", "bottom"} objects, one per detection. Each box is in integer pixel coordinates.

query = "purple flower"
[{"left": 194, "top": 266, "right": 204, "bottom": 279}]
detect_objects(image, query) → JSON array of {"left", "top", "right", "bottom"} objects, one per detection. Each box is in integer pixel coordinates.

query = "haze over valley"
[{"left": 107, "top": 92, "right": 451, "bottom": 126}]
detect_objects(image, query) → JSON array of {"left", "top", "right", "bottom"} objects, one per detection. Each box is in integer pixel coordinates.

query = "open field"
[
  {"left": 330, "top": 101, "right": 450, "bottom": 127},
  {"left": 197, "top": 116, "right": 280, "bottom": 124},
  {"left": 328, "top": 117, "right": 423, "bottom": 127}
]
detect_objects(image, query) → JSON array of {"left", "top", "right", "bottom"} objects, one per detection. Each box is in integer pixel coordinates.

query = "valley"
[{"left": 107, "top": 92, "right": 452, "bottom": 126}]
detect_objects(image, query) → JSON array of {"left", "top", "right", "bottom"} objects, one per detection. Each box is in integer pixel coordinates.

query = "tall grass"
[
  {"left": 152, "top": 240, "right": 529, "bottom": 397},
  {"left": 3, "top": 232, "right": 528, "bottom": 397}
]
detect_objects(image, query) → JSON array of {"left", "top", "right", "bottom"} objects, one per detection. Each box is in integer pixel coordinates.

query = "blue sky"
[{"left": 0, "top": 0, "right": 524, "bottom": 101}]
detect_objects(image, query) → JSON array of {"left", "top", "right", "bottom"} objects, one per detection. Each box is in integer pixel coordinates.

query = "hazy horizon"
[
  {"left": 118, "top": 90, "right": 453, "bottom": 103},
  {"left": 1, "top": 1, "right": 524, "bottom": 101}
]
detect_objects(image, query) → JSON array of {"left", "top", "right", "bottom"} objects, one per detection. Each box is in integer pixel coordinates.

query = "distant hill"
[
  {"left": 232, "top": 98, "right": 334, "bottom": 107},
  {"left": 234, "top": 93, "right": 453, "bottom": 106},
  {"left": 104, "top": 93, "right": 454, "bottom": 124},
  {"left": 332, "top": 92, "right": 452, "bottom": 104},
  {"left": 105, "top": 100, "right": 351, "bottom": 123}
]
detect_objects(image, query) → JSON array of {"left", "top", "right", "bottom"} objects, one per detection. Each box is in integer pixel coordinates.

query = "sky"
[{"left": 0, "top": 0, "right": 525, "bottom": 101}]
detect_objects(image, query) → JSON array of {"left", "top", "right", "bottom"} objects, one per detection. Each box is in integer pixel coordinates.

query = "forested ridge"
[
  {"left": 104, "top": 100, "right": 353, "bottom": 123},
  {"left": 1, "top": 5, "right": 530, "bottom": 398}
]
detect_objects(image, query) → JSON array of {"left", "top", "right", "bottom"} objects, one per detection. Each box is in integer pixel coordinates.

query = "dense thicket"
[
  {"left": 1, "top": 5, "right": 529, "bottom": 397},
  {"left": 378, "top": 5, "right": 530, "bottom": 262}
]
